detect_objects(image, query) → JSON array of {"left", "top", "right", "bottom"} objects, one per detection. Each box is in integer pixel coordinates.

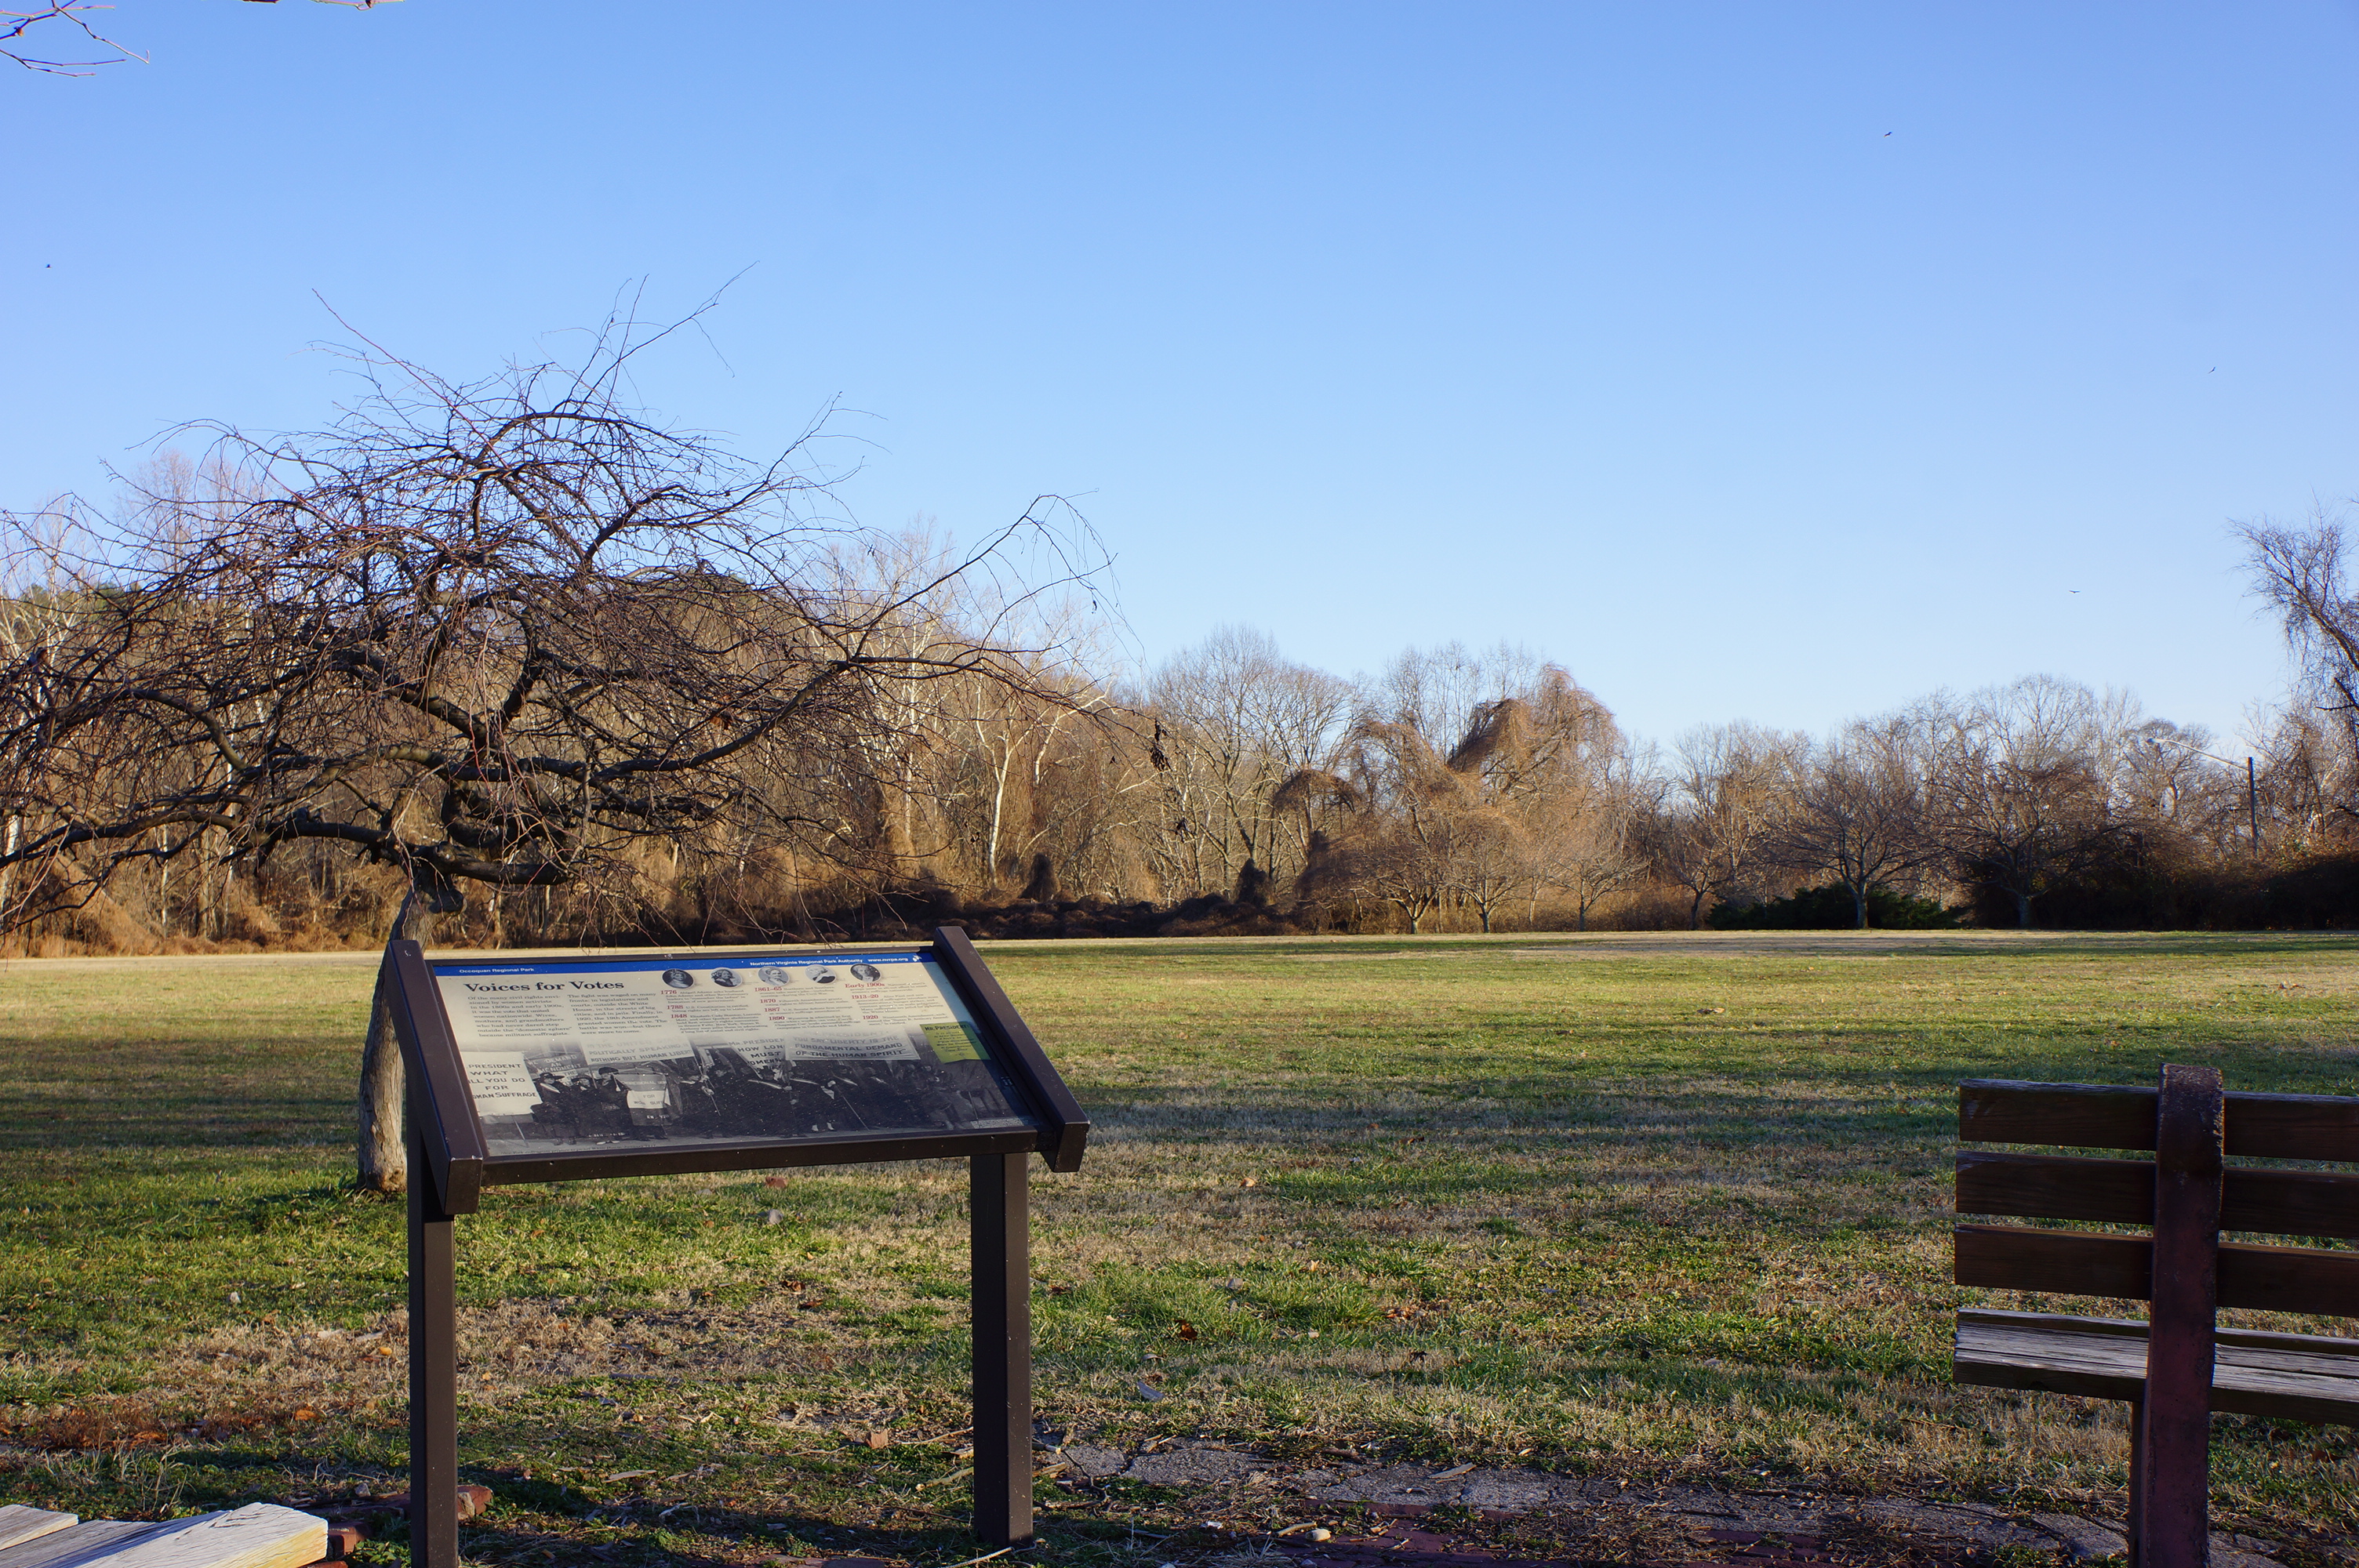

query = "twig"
[{"left": 929, "top": 1548, "right": 1014, "bottom": 1568}]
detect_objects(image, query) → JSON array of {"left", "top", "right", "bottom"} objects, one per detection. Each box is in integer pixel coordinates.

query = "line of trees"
[{"left": 9, "top": 337, "right": 2359, "bottom": 960}]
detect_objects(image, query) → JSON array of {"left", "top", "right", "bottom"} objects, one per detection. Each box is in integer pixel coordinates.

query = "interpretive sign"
[
  {"left": 383, "top": 927, "right": 1085, "bottom": 1566},
  {"left": 437, "top": 949, "right": 1036, "bottom": 1160}
]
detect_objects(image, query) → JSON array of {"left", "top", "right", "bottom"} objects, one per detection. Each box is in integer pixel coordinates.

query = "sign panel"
[{"left": 430, "top": 949, "right": 1038, "bottom": 1158}]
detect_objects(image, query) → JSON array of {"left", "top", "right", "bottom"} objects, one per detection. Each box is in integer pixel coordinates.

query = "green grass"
[{"left": 2, "top": 931, "right": 2356, "bottom": 1564}]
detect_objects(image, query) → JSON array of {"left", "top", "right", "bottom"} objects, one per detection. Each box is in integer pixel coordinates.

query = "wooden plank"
[
  {"left": 1954, "top": 1309, "right": 2359, "bottom": 1428},
  {"left": 2217, "top": 1236, "right": 2359, "bottom": 1313},
  {"left": 1959, "top": 1224, "right": 2359, "bottom": 1312},
  {"left": 0, "top": 1512, "right": 76, "bottom": 1554},
  {"left": 1954, "top": 1310, "right": 2150, "bottom": 1402},
  {"left": 1961, "top": 1306, "right": 2152, "bottom": 1339},
  {"left": 1957, "top": 1150, "right": 2153, "bottom": 1225},
  {"left": 0, "top": 1505, "right": 325, "bottom": 1568},
  {"left": 2223, "top": 1089, "right": 2359, "bottom": 1161},
  {"left": 1960, "top": 1080, "right": 2155, "bottom": 1150},
  {"left": 1954, "top": 1224, "right": 2152, "bottom": 1298},
  {"left": 1958, "top": 1078, "right": 2359, "bottom": 1160},
  {"left": 0, "top": 1523, "right": 165, "bottom": 1568},
  {"left": 2139, "top": 1063, "right": 2223, "bottom": 1568},
  {"left": 2225, "top": 1167, "right": 2359, "bottom": 1240},
  {"left": 1957, "top": 1152, "right": 2359, "bottom": 1240}
]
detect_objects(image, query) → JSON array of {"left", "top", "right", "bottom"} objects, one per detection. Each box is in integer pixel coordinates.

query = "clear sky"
[{"left": 6, "top": 3, "right": 2356, "bottom": 753}]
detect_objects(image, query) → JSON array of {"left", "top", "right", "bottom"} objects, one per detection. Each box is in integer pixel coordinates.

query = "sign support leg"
[
  {"left": 971, "top": 1152, "right": 1032, "bottom": 1547},
  {"left": 408, "top": 1121, "right": 461, "bottom": 1568}
]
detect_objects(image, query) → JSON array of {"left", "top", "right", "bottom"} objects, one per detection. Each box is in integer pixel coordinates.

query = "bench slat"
[
  {"left": 1958, "top": 1150, "right": 2153, "bottom": 1226},
  {"left": 1955, "top": 1308, "right": 2359, "bottom": 1427},
  {"left": 1955, "top": 1224, "right": 2150, "bottom": 1298},
  {"left": 2221, "top": 1236, "right": 2359, "bottom": 1313},
  {"left": 2231, "top": 1093, "right": 2359, "bottom": 1163},
  {"left": 1960, "top": 1081, "right": 2154, "bottom": 1151},
  {"left": 1960, "top": 1080, "right": 2359, "bottom": 1160},
  {"left": 1959, "top": 1151, "right": 2359, "bottom": 1238},
  {"left": 1955, "top": 1224, "right": 2359, "bottom": 1313}
]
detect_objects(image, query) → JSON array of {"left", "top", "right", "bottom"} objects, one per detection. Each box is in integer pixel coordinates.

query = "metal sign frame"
[{"left": 386, "top": 925, "right": 1088, "bottom": 1565}]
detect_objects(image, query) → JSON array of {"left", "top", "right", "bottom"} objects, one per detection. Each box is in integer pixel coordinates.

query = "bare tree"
[
  {"left": 5, "top": 1, "right": 394, "bottom": 75},
  {"left": 1449, "top": 809, "right": 1536, "bottom": 934},
  {"left": 2248, "top": 705, "right": 2353, "bottom": 854},
  {"left": 1925, "top": 677, "right": 2115, "bottom": 927},
  {"left": 2241, "top": 510, "right": 2359, "bottom": 839},
  {"left": 0, "top": 318, "right": 1103, "bottom": 1189},
  {"left": 4, "top": 2, "right": 138, "bottom": 73},
  {"left": 1656, "top": 721, "right": 1806, "bottom": 927},
  {"left": 1142, "top": 627, "right": 1353, "bottom": 898},
  {"left": 1770, "top": 714, "right": 1932, "bottom": 927},
  {"left": 1543, "top": 742, "right": 1655, "bottom": 931}
]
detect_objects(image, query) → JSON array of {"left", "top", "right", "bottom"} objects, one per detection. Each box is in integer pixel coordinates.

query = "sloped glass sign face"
[{"left": 430, "top": 951, "right": 1039, "bottom": 1156}]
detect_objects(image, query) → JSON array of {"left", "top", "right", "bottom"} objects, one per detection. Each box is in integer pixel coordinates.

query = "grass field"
[{"left": 1, "top": 931, "right": 2354, "bottom": 1565}]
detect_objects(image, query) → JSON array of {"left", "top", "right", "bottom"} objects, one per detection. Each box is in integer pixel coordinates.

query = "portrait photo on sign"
[{"left": 434, "top": 952, "right": 1039, "bottom": 1157}]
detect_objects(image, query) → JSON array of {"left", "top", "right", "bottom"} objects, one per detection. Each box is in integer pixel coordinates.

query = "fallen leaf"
[
  {"left": 1172, "top": 1320, "right": 1198, "bottom": 1340},
  {"left": 291, "top": 1408, "right": 317, "bottom": 1421},
  {"left": 1238, "top": 1177, "right": 1258, "bottom": 1188},
  {"left": 763, "top": 1175, "right": 789, "bottom": 1188},
  {"left": 865, "top": 1428, "right": 891, "bottom": 1450},
  {"left": 1136, "top": 1382, "right": 1165, "bottom": 1402}
]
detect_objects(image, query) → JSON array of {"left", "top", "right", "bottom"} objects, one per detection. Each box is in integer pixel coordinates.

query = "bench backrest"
[{"left": 1956, "top": 1072, "right": 2359, "bottom": 1317}]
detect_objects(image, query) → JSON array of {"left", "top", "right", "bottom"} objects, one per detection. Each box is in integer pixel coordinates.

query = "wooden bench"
[{"left": 1952, "top": 1066, "right": 2359, "bottom": 1568}]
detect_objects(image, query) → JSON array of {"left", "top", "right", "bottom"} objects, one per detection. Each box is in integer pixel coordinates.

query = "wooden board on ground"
[
  {"left": 0, "top": 1514, "right": 76, "bottom": 1555},
  {"left": 0, "top": 1505, "right": 324, "bottom": 1568}
]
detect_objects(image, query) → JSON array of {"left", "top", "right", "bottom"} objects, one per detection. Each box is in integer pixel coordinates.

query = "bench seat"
[{"left": 1956, "top": 1307, "right": 2359, "bottom": 1428}]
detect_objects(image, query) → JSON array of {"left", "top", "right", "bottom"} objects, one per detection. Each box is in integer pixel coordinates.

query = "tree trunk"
[
  {"left": 2014, "top": 890, "right": 2033, "bottom": 929},
  {"left": 356, "top": 900, "right": 438, "bottom": 1194},
  {"left": 1853, "top": 884, "right": 1870, "bottom": 929}
]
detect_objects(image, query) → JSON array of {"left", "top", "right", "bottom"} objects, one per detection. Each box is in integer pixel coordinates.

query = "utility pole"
[{"left": 2247, "top": 757, "right": 2259, "bottom": 857}]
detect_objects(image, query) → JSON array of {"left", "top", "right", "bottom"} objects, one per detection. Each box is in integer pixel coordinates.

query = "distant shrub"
[{"left": 1710, "top": 883, "right": 1962, "bottom": 931}]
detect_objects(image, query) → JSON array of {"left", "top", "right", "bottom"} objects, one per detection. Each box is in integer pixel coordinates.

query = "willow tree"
[
  {"left": 2243, "top": 512, "right": 2359, "bottom": 841},
  {"left": 0, "top": 323, "right": 1102, "bottom": 1190}
]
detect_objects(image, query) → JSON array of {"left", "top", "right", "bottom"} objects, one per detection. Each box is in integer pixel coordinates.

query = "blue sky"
[{"left": 6, "top": 2, "right": 2356, "bottom": 751}]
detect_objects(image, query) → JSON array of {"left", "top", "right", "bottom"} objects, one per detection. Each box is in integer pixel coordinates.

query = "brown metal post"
[
  {"left": 2139, "top": 1063, "right": 2223, "bottom": 1567},
  {"left": 970, "top": 1152, "right": 1032, "bottom": 1546},
  {"left": 2126, "top": 1395, "right": 2145, "bottom": 1566},
  {"left": 409, "top": 1117, "right": 461, "bottom": 1568}
]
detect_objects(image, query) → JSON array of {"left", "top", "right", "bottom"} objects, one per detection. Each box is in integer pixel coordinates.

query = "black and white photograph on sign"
[{"left": 432, "top": 953, "right": 1035, "bottom": 1157}]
